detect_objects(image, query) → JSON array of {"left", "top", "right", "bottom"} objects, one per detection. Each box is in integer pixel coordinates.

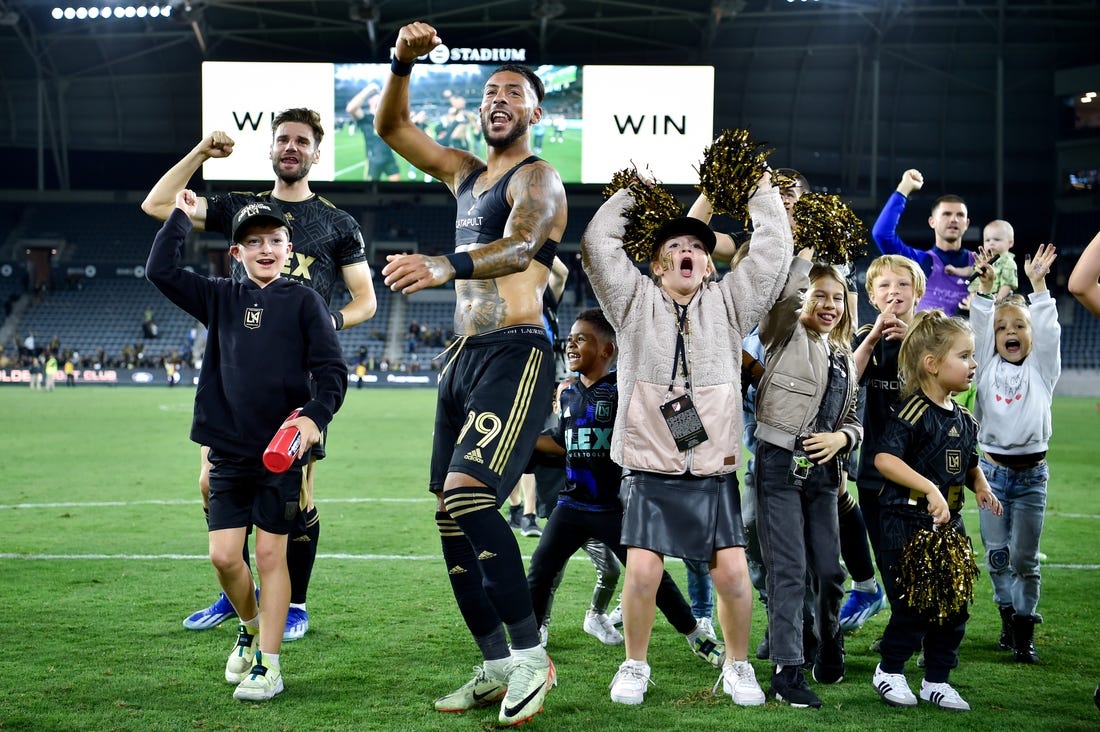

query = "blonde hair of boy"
[{"left": 865, "top": 254, "right": 927, "bottom": 307}]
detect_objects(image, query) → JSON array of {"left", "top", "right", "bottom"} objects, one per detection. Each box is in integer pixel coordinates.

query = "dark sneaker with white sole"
[{"left": 768, "top": 665, "right": 822, "bottom": 709}]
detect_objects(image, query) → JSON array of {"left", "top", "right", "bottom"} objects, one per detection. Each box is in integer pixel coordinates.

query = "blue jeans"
[
  {"left": 978, "top": 457, "right": 1048, "bottom": 617},
  {"left": 740, "top": 459, "right": 768, "bottom": 604},
  {"left": 684, "top": 559, "right": 713, "bottom": 619}
]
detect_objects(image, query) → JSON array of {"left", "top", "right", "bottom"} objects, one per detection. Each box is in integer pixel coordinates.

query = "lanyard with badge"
[{"left": 660, "top": 299, "right": 709, "bottom": 450}]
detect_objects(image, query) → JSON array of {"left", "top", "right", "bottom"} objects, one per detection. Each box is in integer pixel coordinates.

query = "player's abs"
[{"left": 454, "top": 269, "right": 546, "bottom": 336}]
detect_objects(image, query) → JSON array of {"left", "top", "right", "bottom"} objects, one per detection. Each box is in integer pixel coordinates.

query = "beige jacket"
[
  {"left": 580, "top": 188, "right": 793, "bottom": 475},
  {"left": 754, "top": 256, "right": 862, "bottom": 454}
]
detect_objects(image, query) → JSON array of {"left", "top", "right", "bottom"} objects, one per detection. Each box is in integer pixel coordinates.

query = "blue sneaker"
[
  {"left": 183, "top": 592, "right": 238, "bottom": 631},
  {"left": 839, "top": 584, "right": 887, "bottom": 632},
  {"left": 283, "top": 606, "right": 309, "bottom": 642}
]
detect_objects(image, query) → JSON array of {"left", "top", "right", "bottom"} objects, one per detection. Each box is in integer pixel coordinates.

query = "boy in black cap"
[{"left": 146, "top": 190, "right": 347, "bottom": 702}]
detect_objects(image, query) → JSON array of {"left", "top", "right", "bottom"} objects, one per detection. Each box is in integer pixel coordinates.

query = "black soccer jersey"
[
  {"left": 876, "top": 392, "right": 979, "bottom": 515},
  {"left": 548, "top": 373, "right": 622, "bottom": 511},
  {"left": 206, "top": 191, "right": 367, "bottom": 305},
  {"left": 853, "top": 323, "right": 903, "bottom": 482}
]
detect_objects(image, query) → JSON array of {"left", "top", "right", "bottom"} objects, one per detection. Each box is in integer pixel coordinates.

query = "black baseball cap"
[
  {"left": 231, "top": 201, "right": 292, "bottom": 243},
  {"left": 652, "top": 217, "right": 717, "bottom": 256}
]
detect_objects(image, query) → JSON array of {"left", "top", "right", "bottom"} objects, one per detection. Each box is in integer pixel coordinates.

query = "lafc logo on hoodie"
[{"left": 244, "top": 307, "right": 263, "bottom": 329}]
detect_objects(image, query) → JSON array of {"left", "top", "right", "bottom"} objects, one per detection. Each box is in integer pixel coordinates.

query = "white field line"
[
  {"left": 2, "top": 501, "right": 1096, "bottom": 568},
  {"left": 0, "top": 553, "right": 1096, "bottom": 570},
  {"left": 2, "top": 499, "right": 1097, "bottom": 522},
  {"left": 0, "top": 497, "right": 433, "bottom": 510}
]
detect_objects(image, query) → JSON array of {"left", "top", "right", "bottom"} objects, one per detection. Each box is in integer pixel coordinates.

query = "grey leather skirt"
[{"left": 620, "top": 470, "right": 746, "bottom": 562}]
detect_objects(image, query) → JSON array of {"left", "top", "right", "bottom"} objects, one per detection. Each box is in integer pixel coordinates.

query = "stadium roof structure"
[{"left": 1, "top": 0, "right": 1098, "bottom": 238}]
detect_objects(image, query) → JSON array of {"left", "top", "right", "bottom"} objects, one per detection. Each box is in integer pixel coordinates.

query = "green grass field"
[{"left": 2, "top": 388, "right": 1098, "bottom": 730}]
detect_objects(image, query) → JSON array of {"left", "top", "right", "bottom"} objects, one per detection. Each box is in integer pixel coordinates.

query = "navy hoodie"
[{"left": 146, "top": 208, "right": 347, "bottom": 460}]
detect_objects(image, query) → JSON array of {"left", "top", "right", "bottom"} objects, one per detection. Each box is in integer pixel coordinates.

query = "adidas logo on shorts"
[{"left": 464, "top": 447, "right": 484, "bottom": 464}]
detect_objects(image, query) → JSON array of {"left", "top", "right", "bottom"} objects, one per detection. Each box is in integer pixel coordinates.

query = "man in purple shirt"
[{"left": 871, "top": 169, "right": 975, "bottom": 316}]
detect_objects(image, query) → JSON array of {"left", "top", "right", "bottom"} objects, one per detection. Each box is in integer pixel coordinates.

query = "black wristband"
[
  {"left": 331, "top": 311, "right": 344, "bottom": 331},
  {"left": 391, "top": 58, "right": 414, "bottom": 77},
  {"left": 445, "top": 252, "right": 475, "bottom": 279}
]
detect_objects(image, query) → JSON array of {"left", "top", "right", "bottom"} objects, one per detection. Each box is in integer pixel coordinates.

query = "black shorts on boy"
[{"left": 206, "top": 449, "right": 303, "bottom": 535}]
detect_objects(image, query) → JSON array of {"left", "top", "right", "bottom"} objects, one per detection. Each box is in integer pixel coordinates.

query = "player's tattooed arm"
[
  {"left": 382, "top": 162, "right": 564, "bottom": 297},
  {"left": 464, "top": 162, "right": 566, "bottom": 278}
]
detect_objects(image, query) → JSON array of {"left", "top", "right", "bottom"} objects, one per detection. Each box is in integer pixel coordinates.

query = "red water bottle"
[{"left": 263, "top": 408, "right": 303, "bottom": 473}]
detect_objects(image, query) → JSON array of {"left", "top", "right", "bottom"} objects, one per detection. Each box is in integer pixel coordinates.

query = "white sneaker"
[
  {"left": 696, "top": 616, "right": 717, "bottom": 638},
  {"left": 232, "top": 652, "right": 284, "bottom": 701},
  {"left": 610, "top": 659, "right": 651, "bottom": 705},
  {"left": 434, "top": 664, "right": 507, "bottom": 712},
  {"left": 498, "top": 649, "right": 555, "bottom": 726},
  {"left": 607, "top": 602, "right": 623, "bottom": 630},
  {"left": 920, "top": 679, "right": 971, "bottom": 711},
  {"left": 584, "top": 611, "right": 624, "bottom": 645},
  {"left": 872, "top": 664, "right": 918, "bottom": 707},
  {"left": 225, "top": 625, "right": 257, "bottom": 684},
  {"left": 713, "top": 660, "right": 765, "bottom": 706}
]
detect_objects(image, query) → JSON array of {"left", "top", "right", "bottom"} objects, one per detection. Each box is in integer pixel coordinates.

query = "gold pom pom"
[
  {"left": 895, "top": 523, "right": 980, "bottom": 624},
  {"left": 602, "top": 165, "right": 684, "bottom": 262},
  {"left": 791, "top": 193, "right": 868, "bottom": 264},
  {"left": 696, "top": 129, "right": 774, "bottom": 225}
]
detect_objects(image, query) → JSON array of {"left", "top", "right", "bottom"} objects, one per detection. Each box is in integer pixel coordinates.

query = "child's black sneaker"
[
  {"left": 812, "top": 640, "right": 845, "bottom": 685},
  {"left": 768, "top": 665, "right": 822, "bottom": 709}
]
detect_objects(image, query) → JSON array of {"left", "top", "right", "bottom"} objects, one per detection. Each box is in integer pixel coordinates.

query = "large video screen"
[{"left": 202, "top": 61, "right": 713, "bottom": 185}]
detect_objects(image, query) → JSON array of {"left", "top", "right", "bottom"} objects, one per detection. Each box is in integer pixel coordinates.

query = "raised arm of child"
[{"left": 1024, "top": 243, "right": 1057, "bottom": 296}]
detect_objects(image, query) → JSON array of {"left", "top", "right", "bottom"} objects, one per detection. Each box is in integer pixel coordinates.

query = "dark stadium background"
[{"left": 1, "top": 0, "right": 1098, "bottom": 388}]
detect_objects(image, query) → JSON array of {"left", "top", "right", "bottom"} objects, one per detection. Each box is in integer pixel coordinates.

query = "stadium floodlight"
[{"left": 50, "top": 4, "right": 173, "bottom": 20}]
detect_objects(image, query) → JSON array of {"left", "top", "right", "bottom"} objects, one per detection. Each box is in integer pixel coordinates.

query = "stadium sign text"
[
  {"left": 390, "top": 45, "right": 527, "bottom": 64},
  {"left": 0, "top": 368, "right": 120, "bottom": 383}
]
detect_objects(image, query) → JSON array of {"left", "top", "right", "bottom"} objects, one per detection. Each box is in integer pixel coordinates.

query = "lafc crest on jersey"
[
  {"left": 244, "top": 307, "right": 263, "bottom": 329},
  {"left": 946, "top": 449, "right": 963, "bottom": 475}
]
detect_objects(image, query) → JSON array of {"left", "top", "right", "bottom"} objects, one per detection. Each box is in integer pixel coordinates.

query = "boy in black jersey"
[
  {"left": 844, "top": 254, "right": 928, "bottom": 632},
  {"left": 526, "top": 310, "right": 722, "bottom": 675},
  {"left": 870, "top": 311, "right": 1001, "bottom": 712}
]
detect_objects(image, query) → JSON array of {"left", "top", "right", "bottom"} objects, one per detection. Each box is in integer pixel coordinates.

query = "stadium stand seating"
[
  {"left": 373, "top": 204, "right": 454, "bottom": 253},
  {"left": 1061, "top": 298, "right": 1100, "bottom": 369},
  {"left": 332, "top": 282, "right": 392, "bottom": 364},
  {"left": 5, "top": 200, "right": 1100, "bottom": 373},
  {"left": 17, "top": 276, "right": 192, "bottom": 363},
  {"left": 21, "top": 202, "right": 159, "bottom": 264}
]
